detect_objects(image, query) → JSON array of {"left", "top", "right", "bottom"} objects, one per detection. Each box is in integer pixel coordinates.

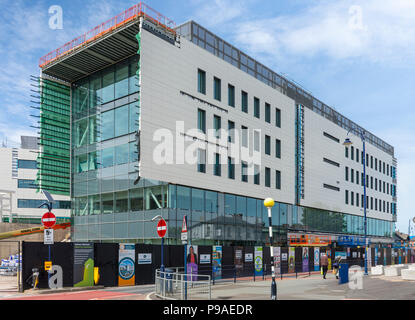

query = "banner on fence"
[
  {"left": 212, "top": 246, "right": 222, "bottom": 279},
  {"left": 118, "top": 243, "right": 135, "bottom": 286},
  {"left": 73, "top": 242, "right": 94, "bottom": 287},
  {"left": 254, "top": 246, "right": 263, "bottom": 276},
  {"left": 137, "top": 253, "right": 152, "bottom": 265},
  {"left": 187, "top": 245, "right": 198, "bottom": 281},
  {"left": 234, "top": 247, "right": 243, "bottom": 275},
  {"left": 302, "top": 247, "right": 309, "bottom": 272},
  {"left": 200, "top": 254, "right": 210, "bottom": 264},
  {"left": 314, "top": 247, "right": 320, "bottom": 271},
  {"left": 288, "top": 247, "right": 295, "bottom": 273},
  {"left": 245, "top": 253, "right": 253, "bottom": 263},
  {"left": 273, "top": 247, "right": 281, "bottom": 275}
]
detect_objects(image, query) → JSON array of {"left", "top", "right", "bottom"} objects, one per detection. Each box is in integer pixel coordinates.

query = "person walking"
[
  {"left": 321, "top": 252, "right": 329, "bottom": 279},
  {"left": 333, "top": 255, "right": 342, "bottom": 279}
]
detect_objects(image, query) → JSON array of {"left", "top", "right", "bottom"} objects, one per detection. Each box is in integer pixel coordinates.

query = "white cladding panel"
[
  {"left": 139, "top": 29, "right": 296, "bottom": 203},
  {"left": 301, "top": 107, "right": 395, "bottom": 222}
]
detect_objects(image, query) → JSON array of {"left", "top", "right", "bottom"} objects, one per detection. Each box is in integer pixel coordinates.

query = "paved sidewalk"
[{"left": 150, "top": 271, "right": 415, "bottom": 300}]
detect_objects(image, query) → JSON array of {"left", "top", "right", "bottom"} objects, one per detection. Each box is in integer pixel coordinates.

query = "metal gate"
[{"left": 0, "top": 241, "right": 22, "bottom": 294}]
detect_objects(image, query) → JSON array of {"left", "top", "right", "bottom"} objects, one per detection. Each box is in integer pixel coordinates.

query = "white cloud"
[{"left": 228, "top": 0, "right": 415, "bottom": 67}]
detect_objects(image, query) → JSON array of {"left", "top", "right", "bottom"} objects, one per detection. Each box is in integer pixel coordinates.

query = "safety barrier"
[
  {"left": 155, "top": 269, "right": 211, "bottom": 300},
  {"left": 38, "top": 1, "right": 176, "bottom": 68}
]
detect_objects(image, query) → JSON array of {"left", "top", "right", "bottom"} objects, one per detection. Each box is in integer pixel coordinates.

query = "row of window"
[
  {"left": 345, "top": 166, "right": 397, "bottom": 196},
  {"left": 74, "top": 142, "right": 137, "bottom": 174},
  {"left": 17, "top": 160, "right": 37, "bottom": 170},
  {"left": 196, "top": 149, "right": 282, "bottom": 189},
  {"left": 18, "top": 199, "right": 71, "bottom": 209},
  {"left": 72, "top": 55, "right": 139, "bottom": 117},
  {"left": 345, "top": 146, "right": 396, "bottom": 179},
  {"left": 344, "top": 190, "right": 397, "bottom": 214},
  {"left": 74, "top": 181, "right": 393, "bottom": 238},
  {"left": 73, "top": 101, "right": 139, "bottom": 148},
  {"left": 197, "top": 69, "right": 281, "bottom": 127},
  {"left": 17, "top": 179, "right": 37, "bottom": 189},
  {"left": 197, "top": 109, "right": 282, "bottom": 157}
]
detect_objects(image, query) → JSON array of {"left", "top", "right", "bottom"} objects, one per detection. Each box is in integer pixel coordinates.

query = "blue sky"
[{"left": 0, "top": 0, "right": 413, "bottom": 232}]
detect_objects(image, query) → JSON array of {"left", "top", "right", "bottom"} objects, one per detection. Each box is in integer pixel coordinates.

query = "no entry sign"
[
  {"left": 42, "top": 212, "right": 56, "bottom": 228},
  {"left": 157, "top": 218, "right": 167, "bottom": 238}
]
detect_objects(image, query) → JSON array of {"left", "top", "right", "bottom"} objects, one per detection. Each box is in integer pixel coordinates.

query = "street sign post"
[
  {"left": 182, "top": 215, "right": 188, "bottom": 300},
  {"left": 157, "top": 218, "right": 166, "bottom": 272}
]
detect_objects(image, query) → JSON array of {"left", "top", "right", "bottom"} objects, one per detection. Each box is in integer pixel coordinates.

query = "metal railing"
[
  {"left": 39, "top": 1, "right": 176, "bottom": 68},
  {"left": 155, "top": 269, "right": 211, "bottom": 300}
]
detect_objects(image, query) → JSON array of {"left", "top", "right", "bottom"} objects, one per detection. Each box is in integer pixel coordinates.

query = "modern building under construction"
[{"left": 35, "top": 2, "right": 397, "bottom": 247}]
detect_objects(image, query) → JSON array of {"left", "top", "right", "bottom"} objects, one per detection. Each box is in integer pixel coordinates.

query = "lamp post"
[
  {"left": 343, "top": 129, "right": 368, "bottom": 275},
  {"left": 264, "top": 197, "right": 277, "bottom": 300}
]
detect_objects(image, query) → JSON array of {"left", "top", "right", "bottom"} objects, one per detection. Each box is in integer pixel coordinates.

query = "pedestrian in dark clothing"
[
  {"left": 333, "top": 256, "right": 342, "bottom": 279},
  {"left": 321, "top": 253, "right": 329, "bottom": 279}
]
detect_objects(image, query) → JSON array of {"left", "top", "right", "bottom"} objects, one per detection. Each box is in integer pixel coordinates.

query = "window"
[
  {"left": 356, "top": 193, "right": 360, "bottom": 207},
  {"left": 254, "top": 164, "right": 260, "bottom": 185},
  {"left": 214, "top": 153, "right": 221, "bottom": 176},
  {"left": 101, "top": 109, "right": 114, "bottom": 141},
  {"left": 351, "top": 168, "right": 354, "bottom": 183},
  {"left": 115, "top": 144, "right": 129, "bottom": 165},
  {"left": 228, "top": 84, "right": 235, "bottom": 107},
  {"left": 17, "top": 179, "right": 37, "bottom": 189},
  {"left": 345, "top": 147, "right": 349, "bottom": 158},
  {"left": 241, "top": 161, "right": 248, "bottom": 182},
  {"left": 102, "top": 67, "right": 115, "bottom": 103},
  {"left": 115, "top": 62, "right": 129, "bottom": 99},
  {"left": 197, "top": 149, "right": 206, "bottom": 173},
  {"left": 375, "top": 158, "right": 378, "bottom": 171},
  {"left": 324, "top": 158, "right": 340, "bottom": 167},
  {"left": 197, "top": 69, "right": 206, "bottom": 94},
  {"left": 351, "top": 146, "right": 354, "bottom": 160},
  {"left": 356, "top": 148, "right": 359, "bottom": 163},
  {"left": 345, "top": 167, "right": 349, "bottom": 181},
  {"left": 345, "top": 190, "right": 349, "bottom": 204},
  {"left": 254, "top": 97, "right": 260, "bottom": 118},
  {"left": 254, "top": 130, "right": 260, "bottom": 152},
  {"left": 275, "top": 139, "right": 281, "bottom": 159},
  {"left": 356, "top": 170, "right": 359, "bottom": 185},
  {"left": 114, "top": 104, "right": 129, "bottom": 137},
  {"left": 18, "top": 160, "right": 37, "bottom": 169},
  {"left": 324, "top": 184, "right": 340, "bottom": 191},
  {"left": 102, "top": 147, "right": 114, "bottom": 168},
  {"left": 213, "top": 77, "right": 221, "bottom": 101},
  {"left": 370, "top": 155, "right": 373, "bottom": 168},
  {"left": 265, "top": 135, "right": 271, "bottom": 155},
  {"left": 241, "top": 91, "right": 248, "bottom": 113},
  {"left": 275, "top": 170, "right": 281, "bottom": 189},
  {"left": 197, "top": 109, "right": 206, "bottom": 133},
  {"left": 18, "top": 199, "right": 70, "bottom": 209},
  {"left": 265, "top": 103, "right": 271, "bottom": 123},
  {"left": 351, "top": 191, "right": 354, "bottom": 206},
  {"left": 228, "top": 120, "right": 235, "bottom": 143},
  {"left": 241, "top": 126, "right": 248, "bottom": 147},
  {"left": 213, "top": 115, "right": 221, "bottom": 138},
  {"left": 323, "top": 132, "right": 339, "bottom": 143},
  {"left": 228, "top": 157, "right": 235, "bottom": 179},
  {"left": 275, "top": 108, "right": 281, "bottom": 128},
  {"left": 265, "top": 167, "right": 271, "bottom": 187}
]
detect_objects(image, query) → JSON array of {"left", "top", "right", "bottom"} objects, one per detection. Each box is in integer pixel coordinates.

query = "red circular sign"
[
  {"left": 157, "top": 218, "right": 167, "bottom": 238},
  {"left": 42, "top": 212, "right": 56, "bottom": 228}
]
